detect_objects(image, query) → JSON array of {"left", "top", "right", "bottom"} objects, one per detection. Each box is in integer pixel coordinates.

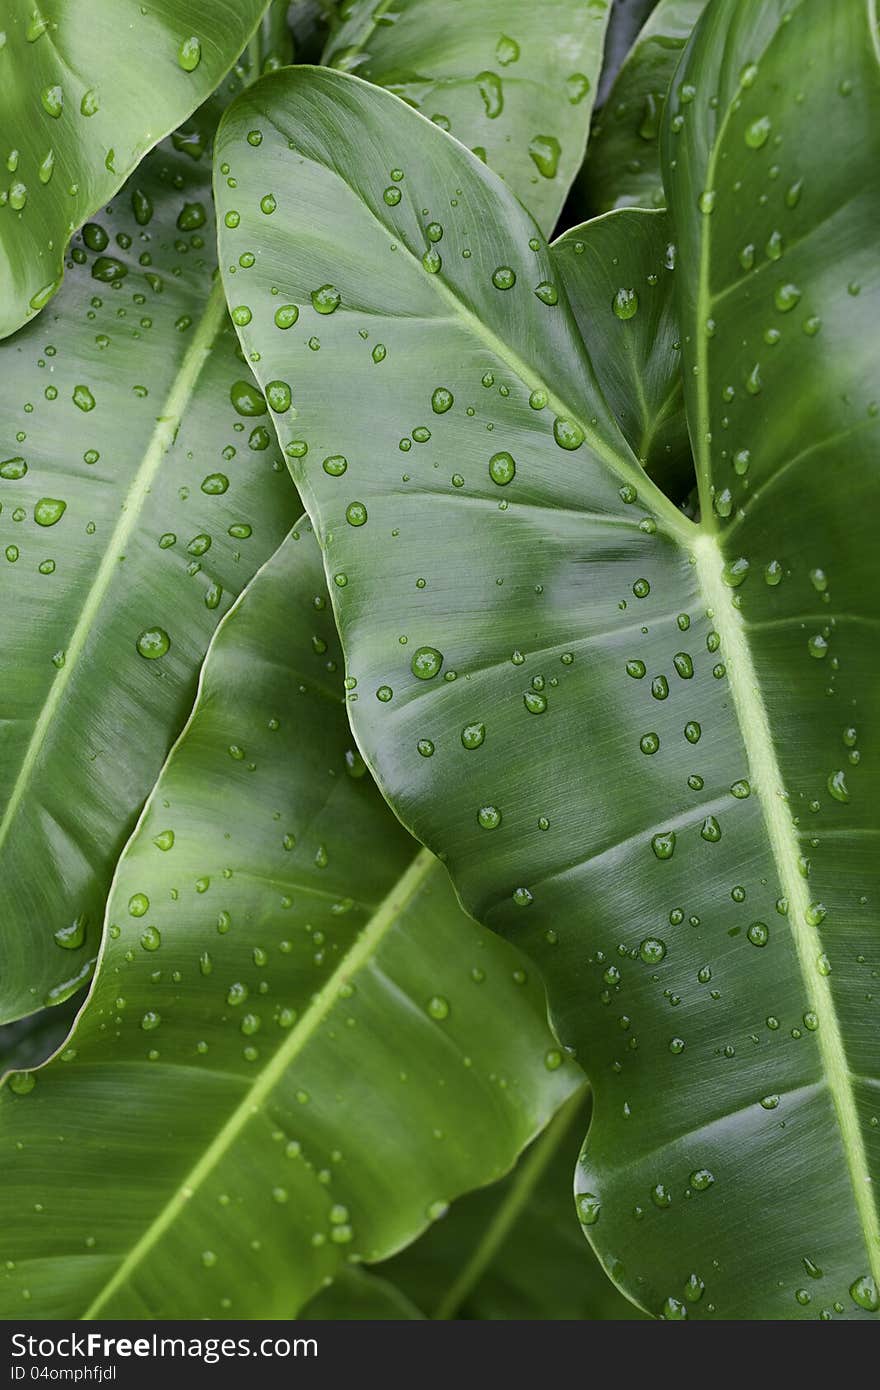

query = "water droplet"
[
  {"left": 652, "top": 831, "right": 676, "bottom": 860},
  {"left": 744, "top": 116, "right": 771, "bottom": 148},
  {"left": 136, "top": 627, "right": 170, "bottom": 660},
  {"left": 73, "top": 385, "right": 96, "bottom": 413},
  {"left": 640, "top": 733, "right": 660, "bottom": 755},
  {"left": 230, "top": 380, "right": 267, "bottom": 416},
  {"left": 639, "top": 937, "right": 667, "bottom": 964},
  {"left": 34, "top": 497, "right": 66, "bottom": 527},
  {"left": 411, "top": 646, "right": 443, "bottom": 679},
  {"left": 849, "top": 1275, "right": 879, "bottom": 1312},
  {"left": 576, "top": 1192, "right": 600, "bottom": 1226},
  {"left": 553, "top": 417, "right": 584, "bottom": 450},
  {"left": 53, "top": 914, "right": 87, "bottom": 950},
  {"left": 808, "top": 634, "right": 828, "bottom": 659},
  {"left": 478, "top": 805, "right": 502, "bottom": 830},
  {"left": 528, "top": 135, "right": 560, "bottom": 179},
  {"left": 523, "top": 691, "right": 547, "bottom": 714},
  {"left": 489, "top": 451, "right": 515, "bottom": 485},
  {"left": 533, "top": 281, "right": 558, "bottom": 306},
  {"left": 492, "top": 265, "right": 516, "bottom": 290},
  {"left": 701, "top": 816, "right": 722, "bottom": 843},
  {"left": 476, "top": 71, "right": 503, "bottom": 118},
  {"left": 512, "top": 887, "right": 533, "bottom": 907},
  {"left": 613, "top": 288, "right": 638, "bottom": 320},
  {"left": 140, "top": 925, "right": 161, "bottom": 952},
  {"left": 178, "top": 35, "right": 202, "bottom": 71},
  {"left": 722, "top": 557, "right": 750, "bottom": 587},
  {"left": 827, "top": 770, "right": 849, "bottom": 803},
  {"left": 690, "top": 1168, "right": 714, "bottom": 1191},
  {"left": 747, "top": 921, "right": 769, "bottom": 947},
  {"left": 461, "top": 722, "right": 485, "bottom": 749},
  {"left": 774, "top": 282, "right": 801, "bottom": 313},
  {"left": 141, "top": 1010, "right": 161, "bottom": 1032},
  {"left": 427, "top": 995, "right": 449, "bottom": 1020},
  {"left": 201, "top": 473, "right": 229, "bottom": 495}
]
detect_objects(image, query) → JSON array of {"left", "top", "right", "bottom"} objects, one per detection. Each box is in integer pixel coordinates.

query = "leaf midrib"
[
  {"left": 248, "top": 73, "right": 695, "bottom": 547},
  {"left": 83, "top": 842, "right": 438, "bottom": 1318},
  {"left": 685, "top": 3, "right": 880, "bottom": 1283},
  {"left": 0, "top": 278, "right": 227, "bottom": 867},
  {"left": 694, "top": 537, "right": 880, "bottom": 1283},
  {"left": 433, "top": 1085, "right": 587, "bottom": 1319}
]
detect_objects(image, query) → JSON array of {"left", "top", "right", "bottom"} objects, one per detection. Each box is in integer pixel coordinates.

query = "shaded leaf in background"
[
  {"left": 555, "top": 208, "right": 690, "bottom": 500},
  {"left": 0, "top": 43, "right": 299, "bottom": 1025},
  {"left": 0, "top": 989, "right": 84, "bottom": 1076},
  {"left": 580, "top": 0, "right": 705, "bottom": 213},
  {"left": 323, "top": 0, "right": 613, "bottom": 236},
  {"left": 596, "top": 0, "right": 659, "bottom": 104},
  {"left": 216, "top": 18, "right": 880, "bottom": 1319},
  {"left": 0, "top": 524, "right": 578, "bottom": 1318},
  {"left": 0, "top": 0, "right": 269, "bottom": 337},
  {"left": 308, "top": 1089, "right": 644, "bottom": 1319}
]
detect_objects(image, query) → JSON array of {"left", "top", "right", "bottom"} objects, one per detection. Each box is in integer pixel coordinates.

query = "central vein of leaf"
[
  {"left": 0, "top": 279, "right": 228, "bottom": 866},
  {"left": 694, "top": 534, "right": 880, "bottom": 1280},
  {"left": 82, "top": 846, "right": 438, "bottom": 1318}
]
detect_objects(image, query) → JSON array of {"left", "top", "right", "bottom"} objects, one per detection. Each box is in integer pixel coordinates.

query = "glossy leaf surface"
[
  {"left": 216, "top": 20, "right": 880, "bottom": 1319},
  {"left": 0, "top": 524, "right": 577, "bottom": 1318},
  {"left": 0, "top": 75, "right": 299, "bottom": 1024},
  {"left": 582, "top": 0, "right": 705, "bottom": 213},
  {"left": 308, "top": 1089, "right": 644, "bottom": 1319},
  {"left": 323, "top": 0, "right": 612, "bottom": 234},
  {"left": 555, "top": 209, "right": 689, "bottom": 494},
  {"left": 0, "top": 0, "right": 270, "bottom": 337}
]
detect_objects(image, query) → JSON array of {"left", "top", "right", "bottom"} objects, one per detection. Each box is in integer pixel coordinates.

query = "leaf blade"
[
  {"left": 216, "top": 53, "right": 880, "bottom": 1318},
  {"left": 323, "top": 0, "right": 613, "bottom": 234},
  {"left": 0, "top": 523, "right": 577, "bottom": 1318},
  {"left": 0, "top": 0, "right": 270, "bottom": 337}
]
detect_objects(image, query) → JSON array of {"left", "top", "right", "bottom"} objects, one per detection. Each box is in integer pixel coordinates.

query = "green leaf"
[
  {"left": 0, "top": 90, "right": 298, "bottom": 1023},
  {"left": 215, "top": 27, "right": 880, "bottom": 1321},
  {"left": 304, "top": 1266, "right": 425, "bottom": 1319},
  {"left": 0, "top": 0, "right": 270, "bottom": 338},
  {"left": 308, "top": 1088, "right": 645, "bottom": 1319},
  {"left": 581, "top": 0, "right": 706, "bottom": 213},
  {"left": 0, "top": 991, "right": 83, "bottom": 1075},
  {"left": 555, "top": 209, "right": 690, "bottom": 496},
  {"left": 0, "top": 522, "right": 578, "bottom": 1318},
  {"left": 322, "top": 0, "right": 613, "bottom": 234}
]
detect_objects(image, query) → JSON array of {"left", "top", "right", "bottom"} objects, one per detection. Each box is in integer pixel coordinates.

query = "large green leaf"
[
  {"left": 0, "top": 522, "right": 578, "bottom": 1318},
  {"left": 215, "top": 13, "right": 880, "bottom": 1321},
  {"left": 0, "top": 0, "right": 270, "bottom": 338},
  {"left": 0, "top": 58, "right": 300, "bottom": 1024},
  {"left": 322, "top": 0, "right": 613, "bottom": 235},
  {"left": 307, "top": 1088, "right": 644, "bottom": 1319},
  {"left": 580, "top": 0, "right": 705, "bottom": 213}
]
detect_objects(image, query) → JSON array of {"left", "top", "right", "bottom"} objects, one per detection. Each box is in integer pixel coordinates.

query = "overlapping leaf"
[
  {"left": 307, "top": 1088, "right": 644, "bottom": 1319},
  {"left": 323, "top": 0, "right": 613, "bottom": 235},
  {"left": 0, "top": 0, "right": 270, "bottom": 337},
  {"left": 581, "top": 0, "right": 705, "bottom": 213},
  {"left": 0, "top": 523, "right": 578, "bottom": 1318},
  {"left": 0, "top": 64, "right": 299, "bottom": 1023},
  {"left": 215, "top": 4, "right": 880, "bottom": 1319}
]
